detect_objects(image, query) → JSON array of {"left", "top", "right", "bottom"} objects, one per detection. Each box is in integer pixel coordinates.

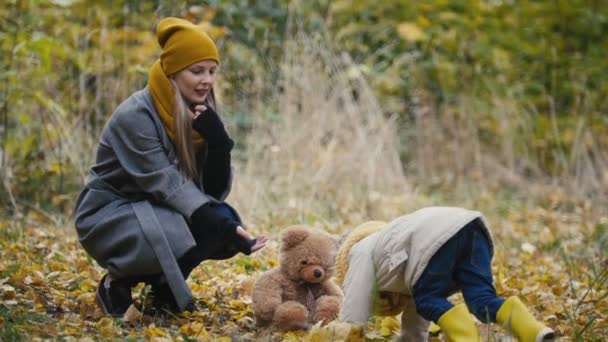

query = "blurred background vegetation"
[
  {"left": 1, "top": 1, "right": 607, "bottom": 339},
  {"left": 0, "top": 0, "right": 606, "bottom": 220}
]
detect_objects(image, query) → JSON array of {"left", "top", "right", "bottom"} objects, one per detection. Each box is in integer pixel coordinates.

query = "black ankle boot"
[
  {"left": 147, "top": 283, "right": 199, "bottom": 314},
  {"left": 145, "top": 283, "right": 178, "bottom": 314},
  {"left": 96, "top": 273, "right": 133, "bottom": 316}
]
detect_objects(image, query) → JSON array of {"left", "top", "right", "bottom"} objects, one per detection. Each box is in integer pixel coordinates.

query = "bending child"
[{"left": 335, "top": 206, "right": 555, "bottom": 342}]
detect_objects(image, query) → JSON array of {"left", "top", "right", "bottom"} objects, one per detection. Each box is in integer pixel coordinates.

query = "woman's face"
[{"left": 172, "top": 60, "right": 218, "bottom": 109}]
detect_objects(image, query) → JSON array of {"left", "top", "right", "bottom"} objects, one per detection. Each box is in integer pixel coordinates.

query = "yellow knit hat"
[
  {"left": 156, "top": 17, "right": 220, "bottom": 75},
  {"left": 334, "top": 221, "right": 386, "bottom": 287},
  {"left": 335, "top": 220, "right": 409, "bottom": 317}
]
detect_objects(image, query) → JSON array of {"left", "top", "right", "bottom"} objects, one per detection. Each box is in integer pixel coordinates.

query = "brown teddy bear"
[{"left": 252, "top": 225, "right": 343, "bottom": 331}]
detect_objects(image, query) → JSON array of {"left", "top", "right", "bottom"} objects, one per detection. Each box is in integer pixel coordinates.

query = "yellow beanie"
[
  {"left": 335, "top": 220, "right": 409, "bottom": 317},
  {"left": 156, "top": 17, "right": 220, "bottom": 76},
  {"left": 334, "top": 221, "right": 386, "bottom": 287}
]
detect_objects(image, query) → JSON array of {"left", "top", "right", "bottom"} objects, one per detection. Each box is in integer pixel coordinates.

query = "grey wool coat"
[{"left": 74, "top": 86, "right": 232, "bottom": 310}]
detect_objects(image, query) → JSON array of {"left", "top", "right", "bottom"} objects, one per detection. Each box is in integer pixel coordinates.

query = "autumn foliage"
[{"left": 1, "top": 0, "right": 607, "bottom": 340}]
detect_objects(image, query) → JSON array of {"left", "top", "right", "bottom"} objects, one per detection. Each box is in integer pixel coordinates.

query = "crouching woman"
[{"left": 74, "top": 17, "right": 266, "bottom": 316}]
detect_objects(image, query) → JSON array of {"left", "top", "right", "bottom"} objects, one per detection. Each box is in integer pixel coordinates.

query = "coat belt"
[{"left": 86, "top": 170, "right": 193, "bottom": 311}]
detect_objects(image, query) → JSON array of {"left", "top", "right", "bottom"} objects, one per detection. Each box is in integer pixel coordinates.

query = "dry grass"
[
  {"left": 406, "top": 88, "right": 608, "bottom": 206},
  {"left": 225, "top": 30, "right": 608, "bottom": 232},
  {"left": 229, "top": 31, "right": 414, "bottom": 228}
]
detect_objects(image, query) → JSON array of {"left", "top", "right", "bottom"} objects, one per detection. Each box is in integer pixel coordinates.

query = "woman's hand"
[
  {"left": 191, "top": 104, "right": 232, "bottom": 148},
  {"left": 193, "top": 104, "right": 208, "bottom": 118},
  {"left": 236, "top": 225, "right": 268, "bottom": 253}
]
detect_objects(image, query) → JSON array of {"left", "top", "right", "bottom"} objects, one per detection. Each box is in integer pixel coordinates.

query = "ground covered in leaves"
[{"left": 1, "top": 201, "right": 607, "bottom": 341}]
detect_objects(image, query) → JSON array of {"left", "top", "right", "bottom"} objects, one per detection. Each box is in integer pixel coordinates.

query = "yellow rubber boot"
[
  {"left": 497, "top": 296, "right": 555, "bottom": 342},
  {"left": 437, "top": 303, "right": 480, "bottom": 342}
]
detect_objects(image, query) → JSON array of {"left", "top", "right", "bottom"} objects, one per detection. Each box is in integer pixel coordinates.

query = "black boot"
[
  {"left": 95, "top": 273, "right": 133, "bottom": 317},
  {"left": 151, "top": 283, "right": 179, "bottom": 313},
  {"left": 146, "top": 283, "right": 199, "bottom": 314}
]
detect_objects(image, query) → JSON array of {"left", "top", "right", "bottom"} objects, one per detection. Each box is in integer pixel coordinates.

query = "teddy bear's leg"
[
  {"left": 272, "top": 301, "right": 311, "bottom": 331},
  {"left": 313, "top": 295, "right": 341, "bottom": 324}
]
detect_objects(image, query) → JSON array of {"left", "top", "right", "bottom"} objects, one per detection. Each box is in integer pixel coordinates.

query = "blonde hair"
[
  {"left": 169, "top": 80, "right": 217, "bottom": 180},
  {"left": 334, "top": 221, "right": 387, "bottom": 286}
]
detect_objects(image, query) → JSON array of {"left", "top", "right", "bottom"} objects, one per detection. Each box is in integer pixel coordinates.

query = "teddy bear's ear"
[{"left": 281, "top": 226, "right": 309, "bottom": 250}]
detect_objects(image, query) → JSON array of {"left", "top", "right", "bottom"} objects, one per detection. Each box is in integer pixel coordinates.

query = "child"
[{"left": 335, "top": 206, "right": 555, "bottom": 342}]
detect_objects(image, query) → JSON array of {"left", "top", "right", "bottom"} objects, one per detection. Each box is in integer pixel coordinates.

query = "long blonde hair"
[{"left": 170, "top": 80, "right": 218, "bottom": 180}]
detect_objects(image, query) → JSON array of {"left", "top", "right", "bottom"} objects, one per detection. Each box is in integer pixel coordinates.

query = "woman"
[{"left": 74, "top": 17, "right": 267, "bottom": 316}]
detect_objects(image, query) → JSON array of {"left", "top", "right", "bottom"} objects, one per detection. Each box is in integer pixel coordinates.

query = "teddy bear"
[{"left": 251, "top": 225, "right": 343, "bottom": 331}]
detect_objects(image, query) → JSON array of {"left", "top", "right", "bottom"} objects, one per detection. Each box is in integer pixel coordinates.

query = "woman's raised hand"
[
  {"left": 191, "top": 104, "right": 232, "bottom": 148},
  {"left": 193, "top": 104, "right": 207, "bottom": 118}
]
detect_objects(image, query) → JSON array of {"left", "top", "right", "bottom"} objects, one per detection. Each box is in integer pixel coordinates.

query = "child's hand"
[{"left": 374, "top": 291, "right": 407, "bottom": 316}]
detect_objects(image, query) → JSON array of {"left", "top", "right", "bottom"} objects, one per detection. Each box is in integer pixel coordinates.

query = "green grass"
[{"left": 0, "top": 306, "right": 49, "bottom": 342}]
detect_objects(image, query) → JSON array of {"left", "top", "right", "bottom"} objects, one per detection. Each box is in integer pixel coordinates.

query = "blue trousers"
[{"left": 413, "top": 218, "right": 505, "bottom": 323}]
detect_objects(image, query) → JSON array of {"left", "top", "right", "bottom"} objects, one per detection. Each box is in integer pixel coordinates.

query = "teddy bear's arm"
[
  {"left": 322, "top": 280, "right": 344, "bottom": 298},
  {"left": 252, "top": 272, "right": 285, "bottom": 322}
]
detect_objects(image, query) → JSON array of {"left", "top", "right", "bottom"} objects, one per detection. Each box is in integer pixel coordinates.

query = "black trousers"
[{"left": 118, "top": 202, "right": 242, "bottom": 289}]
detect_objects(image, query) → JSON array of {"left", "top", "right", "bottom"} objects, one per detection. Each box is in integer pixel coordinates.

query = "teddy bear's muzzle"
[{"left": 300, "top": 265, "right": 326, "bottom": 283}]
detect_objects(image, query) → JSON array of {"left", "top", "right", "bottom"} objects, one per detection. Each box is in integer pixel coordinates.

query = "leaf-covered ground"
[{"left": 1, "top": 202, "right": 607, "bottom": 341}]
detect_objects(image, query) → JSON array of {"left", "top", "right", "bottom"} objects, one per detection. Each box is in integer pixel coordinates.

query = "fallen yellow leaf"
[
  {"left": 179, "top": 321, "right": 208, "bottom": 338},
  {"left": 396, "top": 22, "right": 426, "bottom": 42},
  {"left": 379, "top": 316, "right": 399, "bottom": 336}
]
